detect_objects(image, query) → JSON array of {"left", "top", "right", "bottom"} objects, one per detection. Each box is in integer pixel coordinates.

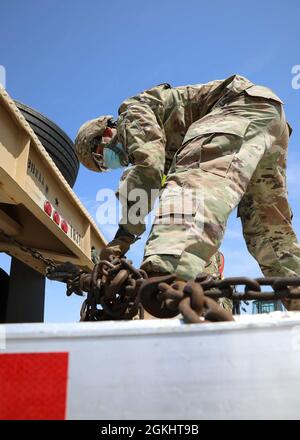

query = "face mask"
[{"left": 103, "top": 143, "right": 127, "bottom": 169}]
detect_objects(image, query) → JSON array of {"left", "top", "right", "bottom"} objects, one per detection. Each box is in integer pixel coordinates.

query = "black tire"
[
  {"left": 15, "top": 100, "right": 79, "bottom": 188},
  {"left": 0, "top": 268, "right": 9, "bottom": 323}
]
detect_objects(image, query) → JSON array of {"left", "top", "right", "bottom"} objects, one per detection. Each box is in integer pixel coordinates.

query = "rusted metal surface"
[
  {"left": 139, "top": 277, "right": 234, "bottom": 323},
  {"left": 196, "top": 273, "right": 300, "bottom": 301},
  {"left": 48, "top": 257, "right": 147, "bottom": 321},
  {"left": 139, "top": 271, "right": 300, "bottom": 322},
  {"left": 47, "top": 260, "right": 300, "bottom": 323}
]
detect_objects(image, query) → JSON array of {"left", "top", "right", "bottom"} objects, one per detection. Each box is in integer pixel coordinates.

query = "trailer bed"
[{"left": 1, "top": 312, "right": 300, "bottom": 419}]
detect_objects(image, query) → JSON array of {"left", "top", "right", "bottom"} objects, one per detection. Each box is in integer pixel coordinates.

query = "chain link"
[
  {"left": 47, "top": 257, "right": 148, "bottom": 321},
  {"left": 196, "top": 273, "right": 300, "bottom": 301},
  {"left": 47, "top": 260, "right": 300, "bottom": 324},
  {"left": 138, "top": 274, "right": 234, "bottom": 322},
  {"left": 138, "top": 272, "right": 300, "bottom": 323},
  {"left": 5, "top": 225, "right": 300, "bottom": 325}
]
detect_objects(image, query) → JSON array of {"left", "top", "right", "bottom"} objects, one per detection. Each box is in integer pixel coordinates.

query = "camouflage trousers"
[{"left": 141, "top": 92, "right": 300, "bottom": 311}]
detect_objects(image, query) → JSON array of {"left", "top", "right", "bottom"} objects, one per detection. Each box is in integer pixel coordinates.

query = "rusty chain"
[
  {"left": 47, "top": 259, "right": 300, "bottom": 324},
  {"left": 47, "top": 257, "right": 148, "bottom": 321},
  {"left": 3, "top": 223, "right": 300, "bottom": 325},
  {"left": 138, "top": 272, "right": 300, "bottom": 323},
  {"left": 138, "top": 274, "right": 234, "bottom": 323},
  {"left": 194, "top": 273, "right": 300, "bottom": 302},
  {"left": 43, "top": 257, "right": 237, "bottom": 323},
  {"left": 138, "top": 275, "right": 233, "bottom": 323}
]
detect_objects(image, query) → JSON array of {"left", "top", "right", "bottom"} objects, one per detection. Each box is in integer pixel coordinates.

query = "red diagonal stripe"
[{"left": 0, "top": 352, "right": 68, "bottom": 420}]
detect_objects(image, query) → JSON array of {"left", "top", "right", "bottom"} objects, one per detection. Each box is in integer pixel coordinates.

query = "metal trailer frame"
[{"left": 0, "top": 87, "right": 106, "bottom": 322}]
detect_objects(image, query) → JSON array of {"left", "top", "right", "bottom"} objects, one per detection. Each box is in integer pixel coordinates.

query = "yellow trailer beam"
[{"left": 0, "top": 87, "right": 106, "bottom": 274}]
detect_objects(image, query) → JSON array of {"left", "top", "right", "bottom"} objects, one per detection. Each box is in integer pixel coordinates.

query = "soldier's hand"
[
  {"left": 46, "top": 261, "right": 81, "bottom": 283},
  {"left": 100, "top": 227, "right": 136, "bottom": 261}
]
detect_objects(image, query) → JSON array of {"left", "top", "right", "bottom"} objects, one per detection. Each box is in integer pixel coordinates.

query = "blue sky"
[{"left": 1, "top": 0, "right": 300, "bottom": 321}]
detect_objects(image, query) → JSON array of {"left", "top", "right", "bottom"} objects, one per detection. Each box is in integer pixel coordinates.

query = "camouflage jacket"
[{"left": 116, "top": 74, "right": 283, "bottom": 235}]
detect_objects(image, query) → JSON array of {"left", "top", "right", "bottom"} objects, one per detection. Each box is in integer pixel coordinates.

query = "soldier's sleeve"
[{"left": 116, "top": 85, "right": 170, "bottom": 236}]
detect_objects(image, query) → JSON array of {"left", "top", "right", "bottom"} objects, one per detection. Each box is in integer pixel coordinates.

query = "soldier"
[{"left": 75, "top": 74, "right": 300, "bottom": 312}]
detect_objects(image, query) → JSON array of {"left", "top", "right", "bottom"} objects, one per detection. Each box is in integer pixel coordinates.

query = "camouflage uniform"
[{"left": 116, "top": 74, "right": 300, "bottom": 310}]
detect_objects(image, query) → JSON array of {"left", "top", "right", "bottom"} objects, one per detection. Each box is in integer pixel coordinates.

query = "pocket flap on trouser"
[
  {"left": 244, "top": 85, "right": 284, "bottom": 104},
  {"left": 180, "top": 116, "right": 251, "bottom": 178},
  {"left": 144, "top": 185, "right": 203, "bottom": 256},
  {"left": 182, "top": 115, "right": 251, "bottom": 145},
  {"left": 156, "top": 186, "right": 200, "bottom": 217}
]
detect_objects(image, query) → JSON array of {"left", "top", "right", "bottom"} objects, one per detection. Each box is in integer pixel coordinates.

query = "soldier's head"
[{"left": 75, "top": 116, "right": 128, "bottom": 172}]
